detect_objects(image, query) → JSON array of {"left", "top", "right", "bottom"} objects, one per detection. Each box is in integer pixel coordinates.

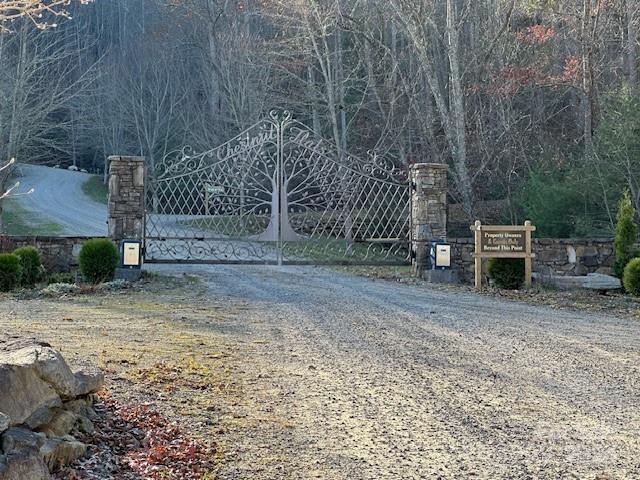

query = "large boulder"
[
  {"left": 0, "top": 360, "right": 62, "bottom": 429},
  {"left": 0, "top": 336, "right": 104, "bottom": 428},
  {"left": 0, "top": 336, "right": 104, "bottom": 478}
]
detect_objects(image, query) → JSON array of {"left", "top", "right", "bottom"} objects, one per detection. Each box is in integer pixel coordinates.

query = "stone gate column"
[
  {"left": 410, "top": 163, "right": 448, "bottom": 276},
  {"left": 108, "top": 156, "right": 145, "bottom": 243}
]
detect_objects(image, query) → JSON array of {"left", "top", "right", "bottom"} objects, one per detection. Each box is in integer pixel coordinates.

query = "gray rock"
[
  {"left": 40, "top": 436, "right": 86, "bottom": 471},
  {"left": 1, "top": 428, "right": 46, "bottom": 455},
  {"left": 36, "top": 410, "right": 77, "bottom": 438},
  {"left": 75, "top": 415, "right": 94, "bottom": 435},
  {"left": 0, "top": 342, "right": 104, "bottom": 429},
  {"left": 0, "top": 449, "right": 49, "bottom": 480},
  {"left": 22, "top": 405, "right": 60, "bottom": 431},
  {"left": 62, "top": 399, "right": 90, "bottom": 416},
  {"left": 74, "top": 369, "right": 105, "bottom": 396},
  {"left": 0, "top": 337, "right": 101, "bottom": 477},
  {"left": 0, "top": 355, "right": 63, "bottom": 428},
  {"left": 8, "top": 346, "right": 80, "bottom": 398},
  {"left": 0, "top": 414, "right": 9, "bottom": 435},
  {"left": 539, "top": 272, "right": 622, "bottom": 291}
]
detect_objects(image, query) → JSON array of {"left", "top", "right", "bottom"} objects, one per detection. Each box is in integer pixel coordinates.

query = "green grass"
[
  {"left": 82, "top": 175, "right": 109, "bottom": 204},
  {"left": 1, "top": 199, "right": 64, "bottom": 236},
  {"left": 282, "top": 238, "right": 408, "bottom": 264},
  {"left": 179, "top": 215, "right": 268, "bottom": 236},
  {"left": 178, "top": 214, "right": 409, "bottom": 264}
]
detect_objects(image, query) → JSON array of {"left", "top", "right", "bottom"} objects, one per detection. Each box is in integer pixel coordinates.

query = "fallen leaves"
[{"left": 55, "top": 393, "right": 218, "bottom": 480}]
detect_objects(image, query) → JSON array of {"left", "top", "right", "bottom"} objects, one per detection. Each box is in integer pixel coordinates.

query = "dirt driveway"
[{"left": 1, "top": 265, "right": 639, "bottom": 479}]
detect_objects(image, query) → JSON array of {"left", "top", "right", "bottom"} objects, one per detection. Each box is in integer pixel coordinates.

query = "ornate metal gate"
[{"left": 144, "top": 111, "right": 410, "bottom": 265}]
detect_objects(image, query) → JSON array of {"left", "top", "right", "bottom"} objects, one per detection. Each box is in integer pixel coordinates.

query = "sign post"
[{"left": 471, "top": 221, "right": 536, "bottom": 290}]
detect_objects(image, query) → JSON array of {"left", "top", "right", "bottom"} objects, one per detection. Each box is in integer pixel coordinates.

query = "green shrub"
[
  {"left": 623, "top": 258, "right": 640, "bottom": 296},
  {"left": 79, "top": 238, "right": 119, "bottom": 284},
  {"left": 0, "top": 254, "right": 22, "bottom": 292},
  {"left": 47, "top": 272, "right": 76, "bottom": 285},
  {"left": 487, "top": 258, "right": 525, "bottom": 290},
  {"left": 13, "top": 246, "right": 43, "bottom": 287},
  {"left": 614, "top": 191, "right": 638, "bottom": 278}
]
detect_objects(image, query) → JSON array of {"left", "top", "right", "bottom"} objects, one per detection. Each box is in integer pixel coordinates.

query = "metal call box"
[
  {"left": 430, "top": 242, "right": 451, "bottom": 269},
  {"left": 121, "top": 240, "right": 142, "bottom": 269}
]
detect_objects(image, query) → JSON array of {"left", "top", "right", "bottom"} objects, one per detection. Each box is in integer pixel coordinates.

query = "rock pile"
[{"left": 0, "top": 335, "right": 104, "bottom": 480}]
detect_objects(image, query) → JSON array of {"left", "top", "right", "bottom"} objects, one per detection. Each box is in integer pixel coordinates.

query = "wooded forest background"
[{"left": 1, "top": 0, "right": 639, "bottom": 237}]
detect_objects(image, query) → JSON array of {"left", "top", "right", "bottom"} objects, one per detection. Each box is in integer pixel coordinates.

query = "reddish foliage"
[
  {"left": 554, "top": 56, "right": 579, "bottom": 83},
  {"left": 485, "top": 65, "right": 543, "bottom": 96},
  {"left": 472, "top": 56, "right": 580, "bottom": 97},
  {"left": 516, "top": 25, "right": 556, "bottom": 45},
  {"left": 55, "top": 394, "right": 218, "bottom": 480}
]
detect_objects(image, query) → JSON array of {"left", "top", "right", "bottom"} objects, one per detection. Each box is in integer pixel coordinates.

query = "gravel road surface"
[
  {"left": 149, "top": 264, "right": 640, "bottom": 479},
  {"left": 8, "top": 164, "right": 640, "bottom": 478},
  {"left": 14, "top": 164, "right": 107, "bottom": 236}
]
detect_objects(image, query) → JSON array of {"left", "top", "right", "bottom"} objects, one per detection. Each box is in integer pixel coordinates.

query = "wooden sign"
[
  {"left": 480, "top": 229, "right": 526, "bottom": 254},
  {"left": 471, "top": 221, "right": 536, "bottom": 290}
]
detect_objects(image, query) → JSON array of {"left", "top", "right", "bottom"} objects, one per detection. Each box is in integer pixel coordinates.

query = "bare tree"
[{"left": 0, "top": 0, "right": 93, "bottom": 30}]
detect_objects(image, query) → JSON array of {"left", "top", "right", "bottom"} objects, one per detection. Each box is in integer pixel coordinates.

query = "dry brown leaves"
[{"left": 55, "top": 393, "right": 218, "bottom": 480}]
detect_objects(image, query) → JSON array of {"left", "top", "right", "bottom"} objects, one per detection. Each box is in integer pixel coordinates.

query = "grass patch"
[
  {"left": 82, "top": 175, "right": 109, "bottom": 204},
  {"left": 282, "top": 238, "right": 408, "bottom": 264},
  {"left": 178, "top": 215, "right": 269, "bottom": 236},
  {"left": 1, "top": 198, "right": 63, "bottom": 235},
  {"left": 178, "top": 214, "right": 410, "bottom": 264}
]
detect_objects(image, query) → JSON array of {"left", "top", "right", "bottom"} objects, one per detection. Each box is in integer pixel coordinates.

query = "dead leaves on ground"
[{"left": 56, "top": 393, "right": 218, "bottom": 480}]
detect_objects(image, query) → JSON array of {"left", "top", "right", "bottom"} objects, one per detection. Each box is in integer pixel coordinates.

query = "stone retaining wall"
[
  {"left": 0, "top": 335, "right": 104, "bottom": 479},
  {"left": 0, "top": 236, "right": 95, "bottom": 273},
  {"left": 449, "top": 237, "right": 616, "bottom": 283}
]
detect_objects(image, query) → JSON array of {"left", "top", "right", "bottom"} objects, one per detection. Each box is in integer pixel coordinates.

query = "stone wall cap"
[
  {"left": 107, "top": 156, "right": 145, "bottom": 163},
  {"left": 410, "top": 162, "right": 448, "bottom": 170},
  {"left": 0, "top": 235, "right": 98, "bottom": 241}
]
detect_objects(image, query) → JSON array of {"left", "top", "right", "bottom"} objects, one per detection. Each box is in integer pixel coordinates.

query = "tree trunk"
[
  {"left": 446, "top": 0, "right": 473, "bottom": 218},
  {"left": 629, "top": 0, "right": 638, "bottom": 88}
]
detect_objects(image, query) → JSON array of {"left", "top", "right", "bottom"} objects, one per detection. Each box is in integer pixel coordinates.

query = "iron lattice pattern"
[{"left": 145, "top": 112, "right": 410, "bottom": 265}]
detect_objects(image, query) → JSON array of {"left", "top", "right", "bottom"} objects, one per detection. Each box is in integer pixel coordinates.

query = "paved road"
[
  {"left": 151, "top": 264, "right": 640, "bottom": 479},
  {"left": 13, "top": 164, "right": 107, "bottom": 236}
]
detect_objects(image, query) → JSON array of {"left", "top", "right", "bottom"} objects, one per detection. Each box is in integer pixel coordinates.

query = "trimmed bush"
[
  {"left": 13, "top": 246, "right": 43, "bottom": 287},
  {"left": 614, "top": 191, "right": 638, "bottom": 279},
  {"left": 623, "top": 258, "right": 640, "bottom": 296},
  {"left": 0, "top": 254, "right": 22, "bottom": 292},
  {"left": 79, "top": 238, "right": 119, "bottom": 284},
  {"left": 487, "top": 258, "right": 525, "bottom": 290}
]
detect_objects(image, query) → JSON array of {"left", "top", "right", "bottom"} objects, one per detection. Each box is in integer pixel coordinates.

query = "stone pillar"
[
  {"left": 410, "top": 163, "right": 448, "bottom": 276},
  {"left": 108, "top": 156, "right": 145, "bottom": 243}
]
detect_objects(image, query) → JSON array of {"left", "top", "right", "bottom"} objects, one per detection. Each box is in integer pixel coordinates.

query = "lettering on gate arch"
[
  {"left": 217, "top": 127, "right": 277, "bottom": 162},
  {"left": 288, "top": 127, "right": 326, "bottom": 154}
]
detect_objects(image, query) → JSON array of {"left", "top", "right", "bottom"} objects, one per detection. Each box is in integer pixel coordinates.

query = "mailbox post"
[{"left": 115, "top": 239, "right": 143, "bottom": 281}]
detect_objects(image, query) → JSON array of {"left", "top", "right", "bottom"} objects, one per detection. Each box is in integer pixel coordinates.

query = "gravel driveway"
[
  {"left": 147, "top": 264, "right": 640, "bottom": 479},
  {"left": 6, "top": 164, "right": 639, "bottom": 478}
]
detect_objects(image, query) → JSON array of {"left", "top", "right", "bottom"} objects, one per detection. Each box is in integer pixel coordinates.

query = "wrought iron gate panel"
[{"left": 144, "top": 111, "right": 410, "bottom": 265}]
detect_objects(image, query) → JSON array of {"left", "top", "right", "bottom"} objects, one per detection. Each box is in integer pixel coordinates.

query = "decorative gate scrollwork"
[{"left": 144, "top": 111, "right": 411, "bottom": 265}]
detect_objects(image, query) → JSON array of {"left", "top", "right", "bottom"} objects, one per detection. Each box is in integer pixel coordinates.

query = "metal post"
[{"left": 276, "top": 119, "right": 284, "bottom": 266}]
